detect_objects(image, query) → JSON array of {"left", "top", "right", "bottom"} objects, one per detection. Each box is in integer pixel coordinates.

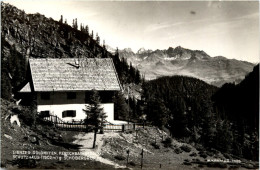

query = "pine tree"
[
  {"left": 85, "top": 25, "right": 89, "bottom": 35},
  {"left": 112, "top": 91, "right": 128, "bottom": 120},
  {"left": 147, "top": 98, "right": 169, "bottom": 129},
  {"left": 80, "top": 23, "right": 83, "bottom": 31},
  {"left": 90, "top": 30, "right": 94, "bottom": 39},
  {"left": 83, "top": 90, "right": 107, "bottom": 148},
  {"left": 172, "top": 97, "right": 188, "bottom": 137},
  {"left": 1, "top": 69, "right": 12, "bottom": 100},
  {"left": 135, "top": 69, "right": 141, "bottom": 84},
  {"left": 96, "top": 33, "right": 100, "bottom": 44},
  {"left": 74, "top": 18, "right": 78, "bottom": 29},
  {"left": 59, "top": 15, "right": 63, "bottom": 23}
]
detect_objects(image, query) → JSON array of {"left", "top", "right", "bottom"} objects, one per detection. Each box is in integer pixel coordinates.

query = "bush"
[
  {"left": 129, "top": 161, "right": 136, "bottom": 166},
  {"left": 17, "top": 107, "right": 36, "bottom": 126},
  {"left": 151, "top": 142, "right": 160, "bottom": 149},
  {"left": 184, "top": 159, "right": 189, "bottom": 162},
  {"left": 198, "top": 164, "right": 204, "bottom": 168},
  {"left": 199, "top": 151, "right": 207, "bottom": 158},
  {"left": 162, "top": 137, "right": 172, "bottom": 148},
  {"left": 183, "top": 162, "right": 192, "bottom": 166},
  {"left": 114, "top": 155, "right": 126, "bottom": 161},
  {"left": 229, "top": 165, "right": 240, "bottom": 169},
  {"left": 191, "top": 158, "right": 201, "bottom": 163},
  {"left": 207, "top": 162, "right": 227, "bottom": 168},
  {"left": 180, "top": 145, "right": 192, "bottom": 152},
  {"left": 195, "top": 144, "right": 205, "bottom": 152},
  {"left": 189, "top": 152, "right": 197, "bottom": 157},
  {"left": 174, "top": 148, "right": 183, "bottom": 154}
]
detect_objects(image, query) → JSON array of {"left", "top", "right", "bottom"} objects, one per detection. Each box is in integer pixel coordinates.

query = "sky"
[{"left": 5, "top": 0, "right": 260, "bottom": 63}]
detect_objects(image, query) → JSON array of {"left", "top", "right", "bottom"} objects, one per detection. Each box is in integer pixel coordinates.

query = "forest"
[{"left": 138, "top": 65, "right": 259, "bottom": 161}]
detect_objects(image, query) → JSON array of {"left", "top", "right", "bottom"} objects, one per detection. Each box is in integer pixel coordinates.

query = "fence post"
[
  {"left": 133, "top": 123, "right": 136, "bottom": 130},
  {"left": 140, "top": 149, "right": 143, "bottom": 169},
  {"left": 122, "top": 124, "right": 125, "bottom": 132},
  {"left": 126, "top": 150, "right": 129, "bottom": 167}
]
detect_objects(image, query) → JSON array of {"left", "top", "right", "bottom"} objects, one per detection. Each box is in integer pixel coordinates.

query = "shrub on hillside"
[
  {"left": 114, "top": 155, "right": 126, "bottom": 161},
  {"left": 199, "top": 151, "right": 207, "bottom": 158},
  {"left": 195, "top": 144, "right": 205, "bottom": 152},
  {"left": 151, "top": 142, "right": 160, "bottom": 149},
  {"left": 16, "top": 107, "right": 36, "bottom": 126},
  {"left": 189, "top": 152, "right": 197, "bottom": 157},
  {"left": 162, "top": 137, "right": 172, "bottom": 148},
  {"left": 180, "top": 145, "right": 192, "bottom": 152},
  {"left": 206, "top": 162, "right": 227, "bottom": 168},
  {"left": 174, "top": 148, "right": 183, "bottom": 154},
  {"left": 129, "top": 161, "right": 136, "bottom": 166}
]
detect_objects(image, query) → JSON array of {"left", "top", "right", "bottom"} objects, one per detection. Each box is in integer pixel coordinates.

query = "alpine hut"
[{"left": 19, "top": 58, "right": 121, "bottom": 123}]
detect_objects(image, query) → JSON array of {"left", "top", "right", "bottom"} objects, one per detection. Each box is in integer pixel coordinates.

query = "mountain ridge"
[{"left": 118, "top": 46, "right": 255, "bottom": 87}]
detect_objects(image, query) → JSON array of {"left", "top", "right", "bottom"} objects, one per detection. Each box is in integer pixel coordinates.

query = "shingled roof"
[{"left": 20, "top": 58, "right": 121, "bottom": 92}]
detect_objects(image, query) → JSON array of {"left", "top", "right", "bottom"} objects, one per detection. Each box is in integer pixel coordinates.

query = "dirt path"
[{"left": 73, "top": 132, "right": 126, "bottom": 169}]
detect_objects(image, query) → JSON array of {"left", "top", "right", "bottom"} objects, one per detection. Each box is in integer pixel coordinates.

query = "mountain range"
[{"left": 118, "top": 46, "right": 255, "bottom": 87}]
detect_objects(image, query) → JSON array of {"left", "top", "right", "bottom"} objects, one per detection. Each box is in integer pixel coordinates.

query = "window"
[
  {"left": 39, "top": 110, "right": 50, "bottom": 117},
  {"left": 67, "top": 92, "right": 76, "bottom": 99},
  {"left": 41, "top": 92, "right": 50, "bottom": 100},
  {"left": 62, "top": 110, "right": 76, "bottom": 118}
]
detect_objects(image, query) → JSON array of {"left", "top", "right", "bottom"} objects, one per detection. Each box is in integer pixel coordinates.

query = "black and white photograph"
[{"left": 1, "top": 0, "right": 259, "bottom": 169}]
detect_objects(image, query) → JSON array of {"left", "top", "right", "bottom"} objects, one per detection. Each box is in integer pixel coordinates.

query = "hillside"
[
  {"left": 1, "top": 2, "right": 141, "bottom": 101},
  {"left": 119, "top": 46, "right": 255, "bottom": 87},
  {"left": 212, "top": 64, "right": 259, "bottom": 161},
  {"left": 141, "top": 67, "right": 259, "bottom": 162},
  {"left": 0, "top": 99, "right": 114, "bottom": 169},
  {"left": 2, "top": 97, "right": 258, "bottom": 169}
]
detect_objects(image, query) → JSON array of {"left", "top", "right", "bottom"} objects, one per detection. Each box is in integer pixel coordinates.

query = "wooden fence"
[
  {"left": 43, "top": 115, "right": 88, "bottom": 132},
  {"left": 42, "top": 115, "right": 144, "bottom": 132},
  {"left": 104, "top": 123, "right": 144, "bottom": 132}
]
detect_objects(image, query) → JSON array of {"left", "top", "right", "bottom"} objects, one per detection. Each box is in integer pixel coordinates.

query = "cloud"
[
  {"left": 145, "top": 22, "right": 185, "bottom": 32},
  {"left": 234, "top": 12, "right": 259, "bottom": 20}
]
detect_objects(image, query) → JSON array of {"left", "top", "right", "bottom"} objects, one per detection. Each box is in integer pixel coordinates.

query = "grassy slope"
[
  {"left": 98, "top": 127, "right": 258, "bottom": 169},
  {"left": 1, "top": 99, "right": 114, "bottom": 169}
]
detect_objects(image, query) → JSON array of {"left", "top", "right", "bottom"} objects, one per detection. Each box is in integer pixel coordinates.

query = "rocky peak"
[
  {"left": 137, "top": 47, "right": 146, "bottom": 54},
  {"left": 121, "top": 48, "right": 134, "bottom": 53}
]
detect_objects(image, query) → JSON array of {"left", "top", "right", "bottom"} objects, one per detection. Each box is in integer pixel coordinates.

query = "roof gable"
[{"left": 27, "top": 58, "right": 121, "bottom": 92}]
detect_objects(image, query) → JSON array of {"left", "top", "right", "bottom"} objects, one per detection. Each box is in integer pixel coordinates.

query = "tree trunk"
[{"left": 93, "top": 129, "right": 97, "bottom": 148}]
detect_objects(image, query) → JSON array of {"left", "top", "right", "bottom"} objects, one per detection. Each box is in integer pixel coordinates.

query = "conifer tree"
[
  {"left": 83, "top": 90, "right": 107, "bottom": 148},
  {"left": 112, "top": 91, "right": 128, "bottom": 120},
  {"left": 85, "top": 25, "right": 89, "bottom": 35},
  {"left": 135, "top": 69, "right": 141, "bottom": 84},
  {"left": 59, "top": 15, "right": 63, "bottom": 23},
  {"left": 74, "top": 18, "right": 78, "bottom": 29},
  {"left": 96, "top": 33, "right": 100, "bottom": 44},
  {"left": 90, "top": 30, "right": 94, "bottom": 39}
]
